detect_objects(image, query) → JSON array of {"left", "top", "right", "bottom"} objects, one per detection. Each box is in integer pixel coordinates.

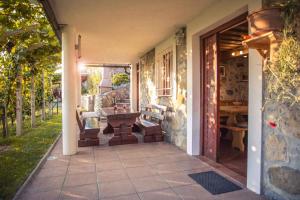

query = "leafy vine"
[{"left": 265, "top": 0, "right": 300, "bottom": 107}]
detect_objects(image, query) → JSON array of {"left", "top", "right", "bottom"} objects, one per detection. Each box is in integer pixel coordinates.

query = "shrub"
[{"left": 112, "top": 73, "right": 129, "bottom": 86}]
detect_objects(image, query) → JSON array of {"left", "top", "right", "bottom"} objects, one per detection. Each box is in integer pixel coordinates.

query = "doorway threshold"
[{"left": 197, "top": 156, "right": 247, "bottom": 186}]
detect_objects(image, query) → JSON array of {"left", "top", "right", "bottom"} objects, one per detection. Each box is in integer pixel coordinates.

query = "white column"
[
  {"left": 99, "top": 67, "right": 112, "bottom": 94},
  {"left": 186, "top": 34, "right": 201, "bottom": 155},
  {"left": 77, "top": 63, "right": 81, "bottom": 107},
  {"left": 62, "top": 25, "right": 77, "bottom": 155},
  {"left": 130, "top": 64, "right": 137, "bottom": 112},
  {"left": 247, "top": 48, "right": 263, "bottom": 194}
]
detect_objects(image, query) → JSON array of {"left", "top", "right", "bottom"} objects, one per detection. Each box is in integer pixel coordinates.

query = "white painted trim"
[
  {"left": 155, "top": 35, "right": 177, "bottom": 101},
  {"left": 186, "top": 0, "right": 263, "bottom": 194},
  {"left": 130, "top": 63, "right": 137, "bottom": 111}
]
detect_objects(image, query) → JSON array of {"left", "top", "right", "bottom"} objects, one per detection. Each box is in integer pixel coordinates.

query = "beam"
[
  {"left": 219, "top": 40, "right": 242, "bottom": 45},
  {"left": 221, "top": 31, "right": 244, "bottom": 37},
  {"left": 219, "top": 35, "right": 243, "bottom": 41},
  {"left": 38, "top": 0, "right": 62, "bottom": 42}
]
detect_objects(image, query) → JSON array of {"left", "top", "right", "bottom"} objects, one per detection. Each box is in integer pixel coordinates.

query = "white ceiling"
[{"left": 50, "top": 0, "right": 214, "bottom": 64}]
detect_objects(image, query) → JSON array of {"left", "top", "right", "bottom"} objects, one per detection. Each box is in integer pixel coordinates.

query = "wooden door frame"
[
  {"left": 201, "top": 34, "right": 220, "bottom": 161},
  {"left": 200, "top": 12, "right": 248, "bottom": 159}
]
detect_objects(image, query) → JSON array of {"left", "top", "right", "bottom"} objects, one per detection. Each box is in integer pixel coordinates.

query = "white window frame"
[
  {"left": 156, "top": 48, "right": 173, "bottom": 96},
  {"left": 155, "top": 36, "right": 177, "bottom": 99}
]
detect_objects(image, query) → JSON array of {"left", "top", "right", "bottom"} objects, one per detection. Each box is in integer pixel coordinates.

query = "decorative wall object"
[{"left": 220, "top": 65, "right": 226, "bottom": 78}]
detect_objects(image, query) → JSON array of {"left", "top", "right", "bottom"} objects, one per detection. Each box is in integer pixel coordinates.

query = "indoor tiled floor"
[{"left": 17, "top": 138, "right": 264, "bottom": 200}]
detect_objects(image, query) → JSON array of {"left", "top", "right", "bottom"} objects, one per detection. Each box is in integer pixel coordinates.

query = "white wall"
[{"left": 185, "top": 0, "right": 263, "bottom": 194}]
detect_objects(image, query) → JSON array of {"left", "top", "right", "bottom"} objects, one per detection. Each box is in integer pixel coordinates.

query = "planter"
[{"left": 248, "top": 8, "right": 283, "bottom": 36}]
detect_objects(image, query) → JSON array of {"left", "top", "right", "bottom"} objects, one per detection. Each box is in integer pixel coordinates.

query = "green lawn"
[{"left": 0, "top": 114, "right": 62, "bottom": 200}]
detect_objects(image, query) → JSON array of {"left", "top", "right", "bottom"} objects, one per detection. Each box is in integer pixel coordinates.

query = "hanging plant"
[{"left": 265, "top": 0, "right": 300, "bottom": 107}]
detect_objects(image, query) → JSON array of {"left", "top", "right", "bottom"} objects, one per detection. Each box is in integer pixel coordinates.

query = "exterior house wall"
[
  {"left": 139, "top": 1, "right": 300, "bottom": 199},
  {"left": 139, "top": 29, "right": 187, "bottom": 150},
  {"left": 185, "top": 0, "right": 263, "bottom": 194},
  {"left": 261, "top": 1, "right": 300, "bottom": 199}
]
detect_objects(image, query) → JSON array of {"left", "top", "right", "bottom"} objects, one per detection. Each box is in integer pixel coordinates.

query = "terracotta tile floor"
[{"left": 17, "top": 138, "right": 264, "bottom": 200}]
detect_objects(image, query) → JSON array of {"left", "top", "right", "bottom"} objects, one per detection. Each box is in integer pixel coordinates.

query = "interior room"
[{"left": 218, "top": 22, "right": 249, "bottom": 177}]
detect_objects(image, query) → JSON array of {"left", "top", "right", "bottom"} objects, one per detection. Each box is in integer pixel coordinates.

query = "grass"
[{"left": 0, "top": 113, "right": 62, "bottom": 200}]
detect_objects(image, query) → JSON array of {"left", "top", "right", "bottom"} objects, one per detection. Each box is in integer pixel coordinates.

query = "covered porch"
[{"left": 35, "top": 0, "right": 278, "bottom": 199}]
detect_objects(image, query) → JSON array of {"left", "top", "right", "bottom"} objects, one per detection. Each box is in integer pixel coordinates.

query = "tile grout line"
[
  {"left": 118, "top": 148, "right": 142, "bottom": 200},
  {"left": 92, "top": 146, "right": 101, "bottom": 200},
  {"left": 58, "top": 148, "right": 72, "bottom": 200}
]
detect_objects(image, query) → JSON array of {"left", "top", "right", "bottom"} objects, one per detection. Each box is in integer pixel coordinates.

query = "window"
[{"left": 156, "top": 49, "right": 173, "bottom": 96}]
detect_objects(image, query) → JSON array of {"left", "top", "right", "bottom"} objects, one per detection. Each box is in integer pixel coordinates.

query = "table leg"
[
  {"left": 109, "top": 127, "right": 122, "bottom": 146},
  {"left": 109, "top": 125, "right": 138, "bottom": 146},
  {"left": 231, "top": 130, "right": 245, "bottom": 152},
  {"left": 226, "top": 113, "right": 238, "bottom": 125},
  {"left": 103, "top": 123, "right": 114, "bottom": 134}
]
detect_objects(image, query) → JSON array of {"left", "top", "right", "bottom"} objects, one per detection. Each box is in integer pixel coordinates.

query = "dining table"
[
  {"left": 101, "top": 107, "right": 140, "bottom": 146},
  {"left": 220, "top": 105, "right": 248, "bottom": 126},
  {"left": 220, "top": 105, "right": 248, "bottom": 152}
]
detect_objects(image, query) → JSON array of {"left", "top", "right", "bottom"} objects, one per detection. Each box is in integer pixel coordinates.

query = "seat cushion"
[{"left": 138, "top": 119, "right": 159, "bottom": 127}]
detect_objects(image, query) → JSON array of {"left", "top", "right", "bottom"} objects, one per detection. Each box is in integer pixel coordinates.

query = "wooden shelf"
[{"left": 242, "top": 31, "right": 282, "bottom": 58}]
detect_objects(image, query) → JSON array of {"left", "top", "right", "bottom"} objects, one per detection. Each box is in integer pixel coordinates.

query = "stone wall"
[
  {"left": 220, "top": 56, "right": 248, "bottom": 102},
  {"left": 262, "top": 103, "right": 300, "bottom": 200},
  {"left": 139, "top": 28, "right": 187, "bottom": 151},
  {"left": 96, "top": 84, "right": 130, "bottom": 109},
  {"left": 262, "top": 1, "right": 300, "bottom": 199}
]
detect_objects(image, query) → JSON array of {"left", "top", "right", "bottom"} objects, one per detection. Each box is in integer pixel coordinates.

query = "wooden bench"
[
  {"left": 220, "top": 124, "right": 247, "bottom": 152},
  {"left": 76, "top": 110, "right": 100, "bottom": 147},
  {"left": 134, "top": 104, "right": 167, "bottom": 143}
]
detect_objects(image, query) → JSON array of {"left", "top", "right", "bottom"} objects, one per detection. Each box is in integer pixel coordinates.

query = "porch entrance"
[{"left": 201, "top": 13, "right": 249, "bottom": 177}]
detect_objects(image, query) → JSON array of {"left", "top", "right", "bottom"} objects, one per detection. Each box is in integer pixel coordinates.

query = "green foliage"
[
  {"left": 0, "top": 0, "right": 61, "bottom": 136},
  {"left": 0, "top": 113, "right": 62, "bottom": 200},
  {"left": 265, "top": 0, "right": 300, "bottom": 106},
  {"left": 81, "top": 85, "right": 88, "bottom": 95},
  {"left": 266, "top": 36, "right": 300, "bottom": 105},
  {"left": 84, "top": 68, "right": 101, "bottom": 95},
  {"left": 112, "top": 73, "right": 129, "bottom": 86}
]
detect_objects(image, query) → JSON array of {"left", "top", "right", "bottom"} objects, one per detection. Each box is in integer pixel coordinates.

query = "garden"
[{"left": 0, "top": 1, "right": 62, "bottom": 199}]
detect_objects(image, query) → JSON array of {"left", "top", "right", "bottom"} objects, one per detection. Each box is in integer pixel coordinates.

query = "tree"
[
  {"left": 112, "top": 73, "right": 130, "bottom": 86},
  {"left": 85, "top": 68, "right": 102, "bottom": 95},
  {"left": 0, "top": 0, "right": 61, "bottom": 136}
]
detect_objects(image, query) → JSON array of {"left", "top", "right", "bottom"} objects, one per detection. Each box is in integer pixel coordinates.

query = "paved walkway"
[{"left": 18, "top": 138, "right": 264, "bottom": 200}]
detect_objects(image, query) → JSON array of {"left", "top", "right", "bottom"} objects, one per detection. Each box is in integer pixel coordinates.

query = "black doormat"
[{"left": 188, "top": 171, "right": 242, "bottom": 195}]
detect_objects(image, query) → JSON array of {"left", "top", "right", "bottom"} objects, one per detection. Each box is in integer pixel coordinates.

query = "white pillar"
[
  {"left": 99, "top": 67, "right": 112, "bottom": 94},
  {"left": 247, "top": 47, "right": 263, "bottom": 194},
  {"left": 62, "top": 25, "right": 77, "bottom": 155},
  {"left": 186, "top": 34, "right": 201, "bottom": 156},
  {"left": 130, "top": 63, "right": 137, "bottom": 112},
  {"left": 77, "top": 63, "right": 81, "bottom": 107}
]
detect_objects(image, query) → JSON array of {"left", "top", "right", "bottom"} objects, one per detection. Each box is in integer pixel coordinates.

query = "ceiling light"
[
  {"left": 239, "top": 50, "right": 243, "bottom": 55},
  {"left": 231, "top": 52, "right": 235, "bottom": 56}
]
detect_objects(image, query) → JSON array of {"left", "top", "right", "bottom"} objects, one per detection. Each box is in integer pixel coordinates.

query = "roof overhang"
[
  {"left": 38, "top": 0, "right": 62, "bottom": 42},
  {"left": 39, "top": 0, "right": 215, "bottom": 64}
]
